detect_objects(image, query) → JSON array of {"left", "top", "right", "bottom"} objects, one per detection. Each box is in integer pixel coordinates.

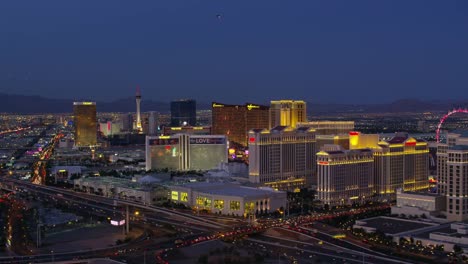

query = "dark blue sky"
[{"left": 0, "top": 1, "right": 467, "bottom": 104}]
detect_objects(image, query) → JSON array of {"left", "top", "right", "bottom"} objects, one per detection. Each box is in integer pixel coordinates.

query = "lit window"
[
  {"left": 180, "top": 192, "right": 188, "bottom": 202},
  {"left": 214, "top": 200, "right": 224, "bottom": 209},
  {"left": 171, "top": 191, "right": 179, "bottom": 201},
  {"left": 230, "top": 201, "right": 240, "bottom": 210}
]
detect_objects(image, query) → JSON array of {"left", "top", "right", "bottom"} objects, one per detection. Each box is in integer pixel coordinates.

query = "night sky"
[{"left": 0, "top": 1, "right": 467, "bottom": 104}]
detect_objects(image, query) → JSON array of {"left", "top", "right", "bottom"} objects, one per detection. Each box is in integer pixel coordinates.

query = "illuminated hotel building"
[
  {"left": 211, "top": 102, "right": 269, "bottom": 146},
  {"left": 146, "top": 134, "right": 228, "bottom": 171},
  {"left": 73, "top": 102, "right": 97, "bottom": 147},
  {"left": 437, "top": 131, "right": 468, "bottom": 221},
  {"left": 297, "top": 121, "right": 354, "bottom": 135},
  {"left": 373, "top": 132, "right": 429, "bottom": 196},
  {"left": 270, "top": 100, "right": 306, "bottom": 128},
  {"left": 298, "top": 121, "right": 355, "bottom": 150},
  {"left": 248, "top": 126, "right": 316, "bottom": 191},
  {"left": 349, "top": 131, "right": 380, "bottom": 150},
  {"left": 317, "top": 146, "right": 374, "bottom": 206},
  {"left": 316, "top": 134, "right": 350, "bottom": 150}
]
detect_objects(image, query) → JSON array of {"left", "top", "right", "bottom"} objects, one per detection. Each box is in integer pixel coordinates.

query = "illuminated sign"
[
  {"left": 349, "top": 131, "right": 359, "bottom": 136},
  {"left": 212, "top": 103, "right": 224, "bottom": 108},
  {"left": 149, "top": 138, "right": 179, "bottom": 145},
  {"left": 189, "top": 137, "right": 226, "bottom": 144},
  {"left": 82, "top": 102, "right": 94, "bottom": 105},
  {"left": 318, "top": 161, "right": 329, "bottom": 165},
  {"left": 249, "top": 137, "right": 256, "bottom": 143},
  {"left": 171, "top": 127, "right": 182, "bottom": 130},
  {"left": 247, "top": 104, "right": 260, "bottom": 110}
]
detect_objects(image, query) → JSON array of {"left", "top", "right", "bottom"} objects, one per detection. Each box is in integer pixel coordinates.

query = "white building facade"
[{"left": 437, "top": 131, "right": 468, "bottom": 221}]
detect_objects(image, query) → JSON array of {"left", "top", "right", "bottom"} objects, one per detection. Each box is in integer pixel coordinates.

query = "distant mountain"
[
  {"left": 0, "top": 93, "right": 466, "bottom": 114},
  {"left": 309, "top": 98, "right": 468, "bottom": 115},
  {"left": 0, "top": 93, "right": 170, "bottom": 114}
]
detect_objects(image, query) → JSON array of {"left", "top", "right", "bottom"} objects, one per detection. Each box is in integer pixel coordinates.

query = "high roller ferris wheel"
[{"left": 436, "top": 108, "right": 468, "bottom": 143}]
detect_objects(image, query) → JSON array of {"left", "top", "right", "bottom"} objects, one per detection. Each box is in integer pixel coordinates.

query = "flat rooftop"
[
  {"left": 176, "top": 182, "right": 285, "bottom": 198},
  {"left": 415, "top": 224, "right": 463, "bottom": 240},
  {"left": 75, "top": 176, "right": 153, "bottom": 191},
  {"left": 359, "top": 216, "right": 435, "bottom": 235}
]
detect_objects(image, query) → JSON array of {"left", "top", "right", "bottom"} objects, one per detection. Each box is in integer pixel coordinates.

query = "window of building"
[
  {"left": 245, "top": 201, "right": 255, "bottom": 214},
  {"left": 196, "top": 197, "right": 204, "bottom": 206},
  {"left": 214, "top": 200, "right": 224, "bottom": 210},
  {"left": 180, "top": 192, "right": 188, "bottom": 202},
  {"left": 171, "top": 191, "right": 179, "bottom": 201},
  {"left": 230, "top": 201, "right": 240, "bottom": 210}
]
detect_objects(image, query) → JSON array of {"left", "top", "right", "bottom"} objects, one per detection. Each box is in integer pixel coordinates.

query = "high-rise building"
[
  {"left": 212, "top": 102, "right": 269, "bottom": 146},
  {"left": 148, "top": 111, "right": 158, "bottom": 135},
  {"left": 297, "top": 121, "right": 354, "bottom": 135},
  {"left": 437, "top": 131, "right": 468, "bottom": 221},
  {"left": 99, "top": 121, "right": 122, "bottom": 137},
  {"left": 135, "top": 86, "right": 142, "bottom": 132},
  {"left": 146, "top": 134, "right": 228, "bottom": 171},
  {"left": 317, "top": 146, "right": 374, "bottom": 206},
  {"left": 373, "top": 133, "right": 429, "bottom": 196},
  {"left": 248, "top": 126, "right": 316, "bottom": 191},
  {"left": 120, "top": 113, "right": 133, "bottom": 132},
  {"left": 349, "top": 131, "right": 380, "bottom": 150},
  {"left": 298, "top": 121, "right": 355, "bottom": 150},
  {"left": 270, "top": 100, "right": 306, "bottom": 128},
  {"left": 171, "top": 99, "right": 196, "bottom": 127},
  {"left": 73, "top": 102, "right": 97, "bottom": 147},
  {"left": 316, "top": 134, "right": 351, "bottom": 150}
]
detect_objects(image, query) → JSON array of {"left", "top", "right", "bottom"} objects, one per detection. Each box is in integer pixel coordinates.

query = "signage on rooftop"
[{"left": 190, "top": 137, "right": 226, "bottom": 144}]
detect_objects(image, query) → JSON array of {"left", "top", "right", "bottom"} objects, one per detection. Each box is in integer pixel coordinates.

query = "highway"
[
  {"left": 1, "top": 178, "right": 226, "bottom": 229},
  {"left": 0, "top": 177, "right": 418, "bottom": 264}
]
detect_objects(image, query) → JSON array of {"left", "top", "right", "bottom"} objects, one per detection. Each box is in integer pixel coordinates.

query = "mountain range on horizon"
[{"left": 0, "top": 92, "right": 466, "bottom": 115}]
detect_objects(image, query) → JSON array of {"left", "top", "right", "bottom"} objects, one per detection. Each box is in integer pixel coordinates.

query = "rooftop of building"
[
  {"left": 321, "top": 148, "right": 373, "bottom": 156},
  {"left": 249, "top": 126, "right": 315, "bottom": 134},
  {"left": 174, "top": 182, "right": 285, "bottom": 198},
  {"left": 74, "top": 176, "right": 159, "bottom": 191},
  {"left": 450, "top": 145, "right": 468, "bottom": 151},
  {"left": 398, "top": 190, "right": 442, "bottom": 197},
  {"left": 211, "top": 102, "right": 269, "bottom": 109},
  {"left": 356, "top": 216, "right": 436, "bottom": 235},
  {"left": 450, "top": 129, "right": 468, "bottom": 137}
]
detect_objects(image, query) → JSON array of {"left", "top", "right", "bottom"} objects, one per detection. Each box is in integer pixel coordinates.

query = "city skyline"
[
  {"left": 1, "top": 1, "right": 467, "bottom": 103},
  {"left": 1, "top": 2, "right": 468, "bottom": 263}
]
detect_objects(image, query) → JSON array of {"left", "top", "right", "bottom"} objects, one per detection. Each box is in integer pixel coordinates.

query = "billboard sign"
[
  {"left": 190, "top": 137, "right": 226, "bottom": 145},
  {"left": 149, "top": 138, "right": 179, "bottom": 146}
]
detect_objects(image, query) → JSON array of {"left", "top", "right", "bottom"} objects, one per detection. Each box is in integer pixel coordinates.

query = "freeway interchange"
[{"left": 0, "top": 178, "right": 413, "bottom": 264}]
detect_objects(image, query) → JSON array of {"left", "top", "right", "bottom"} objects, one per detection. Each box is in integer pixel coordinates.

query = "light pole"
[{"left": 51, "top": 250, "right": 54, "bottom": 263}]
